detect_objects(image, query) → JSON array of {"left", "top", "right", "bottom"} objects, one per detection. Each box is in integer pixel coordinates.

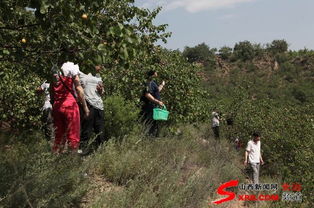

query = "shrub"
[
  {"left": 0, "top": 132, "right": 88, "bottom": 208},
  {"left": 0, "top": 63, "right": 42, "bottom": 129},
  {"left": 275, "top": 53, "right": 290, "bottom": 64},
  {"left": 182, "top": 43, "right": 216, "bottom": 67},
  {"left": 246, "top": 63, "right": 258, "bottom": 72},
  {"left": 291, "top": 88, "right": 308, "bottom": 103},
  {"left": 103, "top": 95, "right": 140, "bottom": 140},
  {"left": 218, "top": 46, "right": 233, "bottom": 60},
  {"left": 280, "top": 62, "right": 295, "bottom": 72},
  {"left": 267, "top": 39, "right": 289, "bottom": 54},
  {"left": 86, "top": 124, "right": 245, "bottom": 208},
  {"left": 234, "top": 41, "right": 256, "bottom": 61},
  {"left": 218, "top": 95, "right": 313, "bottom": 204}
]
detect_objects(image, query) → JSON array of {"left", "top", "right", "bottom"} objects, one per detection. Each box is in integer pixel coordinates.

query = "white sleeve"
[
  {"left": 71, "top": 64, "right": 80, "bottom": 77},
  {"left": 40, "top": 82, "right": 49, "bottom": 90},
  {"left": 246, "top": 142, "right": 251, "bottom": 152},
  {"left": 79, "top": 71, "right": 86, "bottom": 86},
  {"left": 40, "top": 82, "right": 46, "bottom": 90}
]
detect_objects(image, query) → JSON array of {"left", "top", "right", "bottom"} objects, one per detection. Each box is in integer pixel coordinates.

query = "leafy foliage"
[
  {"left": 218, "top": 46, "right": 233, "bottom": 60},
  {"left": 233, "top": 41, "right": 256, "bottom": 61},
  {"left": 103, "top": 95, "right": 139, "bottom": 140},
  {"left": 182, "top": 43, "right": 216, "bottom": 67},
  {"left": 267, "top": 39, "right": 289, "bottom": 54},
  {"left": 0, "top": 62, "right": 42, "bottom": 128},
  {"left": 100, "top": 48, "right": 209, "bottom": 124},
  {"left": 0, "top": 0, "right": 209, "bottom": 128},
  {"left": 1, "top": 0, "right": 313, "bottom": 206},
  {"left": 203, "top": 45, "right": 314, "bottom": 204}
]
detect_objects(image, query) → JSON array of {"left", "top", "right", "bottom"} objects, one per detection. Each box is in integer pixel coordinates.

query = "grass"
[
  {"left": 72, "top": 124, "right": 245, "bottom": 208},
  {"left": 1, "top": 124, "right": 309, "bottom": 208}
]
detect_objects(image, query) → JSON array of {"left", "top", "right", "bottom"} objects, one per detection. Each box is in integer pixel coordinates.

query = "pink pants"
[{"left": 52, "top": 102, "right": 80, "bottom": 152}]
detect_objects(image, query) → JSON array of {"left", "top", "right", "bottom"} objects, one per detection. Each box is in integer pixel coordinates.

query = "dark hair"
[
  {"left": 147, "top": 70, "right": 156, "bottom": 78},
  {"left": 252, "top": 132, "right": 260, "bottom": 137},
  {"left": 226, "top": 118, "right": 233, "bottom": 125}
]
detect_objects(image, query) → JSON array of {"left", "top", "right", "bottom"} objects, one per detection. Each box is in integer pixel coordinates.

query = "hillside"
[
  {"left": 0, "top": 1, "right": 313, "bottom": 207},
  {"left": 184, "top": 43, "right": 314, "bottom": 207},
  {"left": 1, "top": 49, "right": 313, "bottom": 207},
  {"left": 205, "top": 52, "right": 314, "bottom": 104},
  {"left": 1, "top": 125, "right": 246, "bottom": 208}
]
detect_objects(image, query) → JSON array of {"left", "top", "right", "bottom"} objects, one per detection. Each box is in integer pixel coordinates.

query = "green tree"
[
  {"left": 182, "top": 43, "right": 215, "bottom": 67},
  {"left": 218, "top": 46, "right": 233, "bottom": 60},
  {"left": 233, "top": 40, "right": 255, "bottom": 61},
  {"left": 267, "top": 39, "right": 289, "bottom": 54},
  {"left": 102, "top": 47, "right": 210, "bottom": 123},
  {"left": 0, "top": 0, "right": 170, "bottom": 128},
  {"left": 0, "top": 0, "right": 207, "bottom": 128}
]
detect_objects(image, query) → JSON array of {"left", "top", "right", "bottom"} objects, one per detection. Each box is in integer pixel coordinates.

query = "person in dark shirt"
[{"left": 141, "top": 70, "right": 165, "bottom": 137}]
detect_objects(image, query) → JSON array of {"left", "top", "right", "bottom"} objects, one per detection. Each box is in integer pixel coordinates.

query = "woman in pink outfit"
[{"left": 52, "top": 62, "right": 89, "bottom": 153}]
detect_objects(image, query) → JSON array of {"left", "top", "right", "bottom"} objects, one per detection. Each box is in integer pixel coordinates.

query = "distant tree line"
[{"left": 182, "top": 39, "right": 291, "bottom": 64}]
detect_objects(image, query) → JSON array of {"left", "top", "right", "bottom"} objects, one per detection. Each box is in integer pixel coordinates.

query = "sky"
[{"left": 135, "top": 0, "right": 314, "bottom": 51}]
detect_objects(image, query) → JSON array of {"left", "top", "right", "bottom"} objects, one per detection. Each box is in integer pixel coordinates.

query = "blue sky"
[{"left": 136, "top": 0, "right": 314, "bottom": 51}]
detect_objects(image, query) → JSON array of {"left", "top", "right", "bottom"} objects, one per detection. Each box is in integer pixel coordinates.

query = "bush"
[
  {"left": 217, "top": 94, "right": 314, "bottom": 205},
  {"left": 234, "top": 41, "right": 256, "bottom": 61},
  {"left": 275, "top": 53, "right": 290, "bottom": 64},
  {"left": 218, "top": 46, "right": 233, "bottom": 60},
  {"left": 182, "top": 43, "right": 216, "bottom": 67},
  {"left": 267, "top": 39, "right": 289, "bottom": 54},
  {"left": 291, "top": 88, "right": 308, "bottom": 103},
  {"left": 280, "top": 62, "right": 295, "bottom": 72},
  {"left": 0, "top": 63, "right": 42, "bottom": 129},
  {"left": 246, "top": 63, "right": 258, "bottom": 72},
  {"left": 0, "top": 132, "right": 88, "bottom": 208},
  {"left": 86, "top": 124, "right": 245, "bottom": 208},
  {"left": 103, "top": 95, "right": 140, "bottom": 140}
]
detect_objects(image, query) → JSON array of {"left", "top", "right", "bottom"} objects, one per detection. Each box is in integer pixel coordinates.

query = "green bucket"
[{"left": 153, "top": 105, "right": 169, "bottom": 121}]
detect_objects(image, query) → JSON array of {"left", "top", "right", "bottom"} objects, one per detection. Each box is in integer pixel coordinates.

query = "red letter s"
[{"left": 212, "top": 180, "right": 239, "bottom": 204}]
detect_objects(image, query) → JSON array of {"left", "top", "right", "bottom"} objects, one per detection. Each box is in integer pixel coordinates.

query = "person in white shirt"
[
  {"left": 37, "top": 81, "right": 54, "bottom": 140},
  {"left": 244, "top": 132, "right": 265, "bottom": 184},
  {"left": 211, "top": 111, "right": 220, "bottom": 139},
  {"left": 79, "top": 65, "right": 105, "bottom": 153}
]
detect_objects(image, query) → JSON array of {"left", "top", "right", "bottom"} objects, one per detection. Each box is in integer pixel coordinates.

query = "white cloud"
[
  {"left": 137, "top": 0, "right": 167, "bottom": 10},
  {"left": 137, "top": 0, "right": 256, "bottom": 13}
]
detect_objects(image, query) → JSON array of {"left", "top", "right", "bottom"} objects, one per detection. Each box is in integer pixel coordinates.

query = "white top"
[
  {"left": 79, "top": 72, "right": 104, "bottom": 110},
  {"left": 212, "top": 112, "right": 220, "bottom": 127},
  {"left": 57, "top": 62, "right": 80, "bottom": 97},
  {"left": 212, "top": 117, "right": 220, "bottom": 127},
  {"left": 246, "top": 140, "right": 261, "bottom": 164},
  {"left": 61, "top": 62, "right": 80, "bottom": 77},
  {"left": 40, "top": 81, "right": 52, "bottom": 110}
]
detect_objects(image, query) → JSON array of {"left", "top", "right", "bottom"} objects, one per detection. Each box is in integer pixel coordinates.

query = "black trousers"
[
  {"left": 80, "top": 103, "right": 105, "bottom": 148},
  {"left": 212, "top": 126, "right": 220, "bottom": 139},
  {"left": 141, "top": 106, "right": 159, "bottom": 137},
  {"left": 42, "top": 108, "right": 54, "bottom": 140}
]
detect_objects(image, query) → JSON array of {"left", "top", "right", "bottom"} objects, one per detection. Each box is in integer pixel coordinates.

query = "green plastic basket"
[{"left": 153, "top": 105, "right": 169, "bottom": 121}]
